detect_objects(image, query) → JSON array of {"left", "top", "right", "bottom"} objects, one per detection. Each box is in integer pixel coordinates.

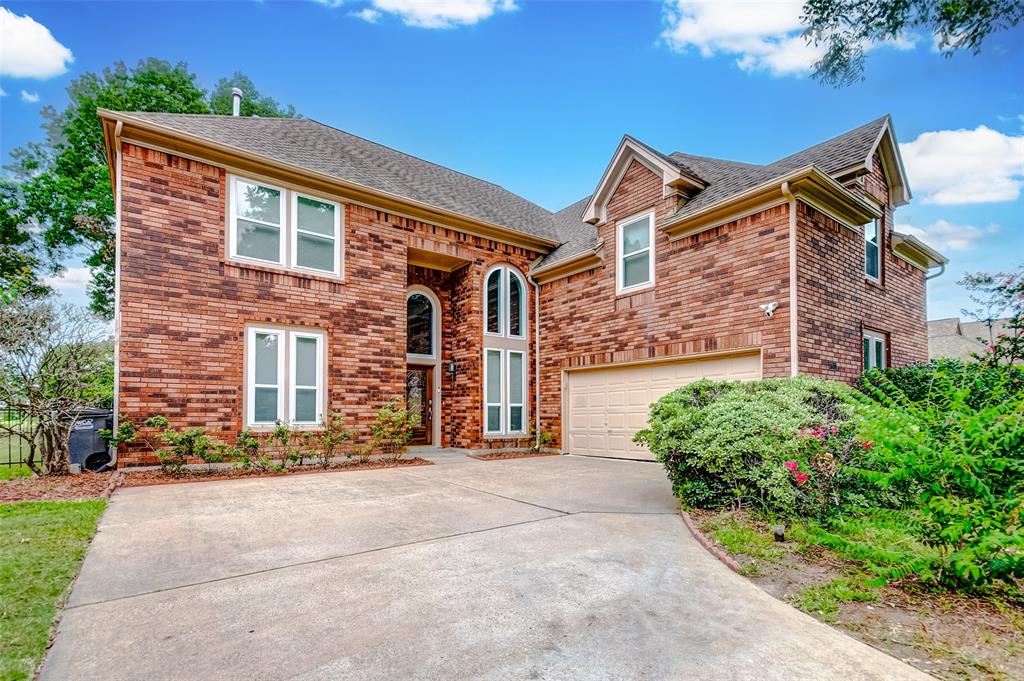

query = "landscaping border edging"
[
  {"left": 467, "top": 452, "right": 560, "bottom": 461},
  {"left": 679, "top": 509, "right": 742, "bottom": 574},
  {"left": 101, "top": 472, "right": 124, "bottom": 499}
]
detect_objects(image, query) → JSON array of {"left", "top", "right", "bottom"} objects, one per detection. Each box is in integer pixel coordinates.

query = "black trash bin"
[{"left": 68, "top": 408, "right": 114, "bottom": 472}]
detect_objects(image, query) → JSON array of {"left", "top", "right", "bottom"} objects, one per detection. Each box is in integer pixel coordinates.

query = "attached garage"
[{"left": 564, "top": 351, "right": 762, "bottom": 460}]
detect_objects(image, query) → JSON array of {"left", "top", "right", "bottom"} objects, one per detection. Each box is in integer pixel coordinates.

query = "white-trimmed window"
[
  {"left": 246, "top": 326, "right": 325, "bottom": 427},
  {"left": 229, "top": 175, "right": 342, "bottom": 276},
  {"left": 864, "top": 219, "right": 881, "bottom": 281},
  {"left": 617, "top": 210, "right": 655, "bottom": 293},
  {"left": 484, "top": 349, "right": 503, "bottom": 433},
  {"left": 863, "top": 329, "right": 886, "bottom": 371},
  {"left": 484, "top": 266, "right": 525, "bottom": 338},
  {"left": 483, "top": 348, "right": 527, "bottom": 435},
  {"left": 483, "top": 265, "right": 528, "bottom": 436}
]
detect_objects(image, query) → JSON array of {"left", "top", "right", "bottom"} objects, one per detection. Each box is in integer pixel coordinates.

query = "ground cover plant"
[{"left": 108, "top": 401, "right": 417, "bottom": 478}]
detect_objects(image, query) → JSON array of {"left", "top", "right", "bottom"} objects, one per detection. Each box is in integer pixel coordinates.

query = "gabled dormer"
[{"left": 581, "top": 135, "right": 705, "bottom": 225}]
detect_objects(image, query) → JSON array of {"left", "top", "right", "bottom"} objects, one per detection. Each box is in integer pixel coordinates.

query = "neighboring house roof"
[
  {"left": 927, "top": 317, "right": 1011, "bottom": 360},
  {"left": 104, "top": 112, "right": 564, "bottom": 244}
]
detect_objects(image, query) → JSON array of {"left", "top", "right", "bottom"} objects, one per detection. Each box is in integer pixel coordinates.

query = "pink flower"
[
  {"left": 829, "top": 425, "right": 839, "bottom": 436},
  {"left": 795, "top": 472, "right": 809, "bottom": 486},
  {"left": 784, "top": 460, "right": 799, "bottom": 473},
  {"left": 861, "top": 441, "right": 873, "bottom": 450}
]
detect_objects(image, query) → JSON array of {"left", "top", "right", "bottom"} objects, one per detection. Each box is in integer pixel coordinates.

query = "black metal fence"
[{"left": 1, "top": 407, "right": 30, "bottom": 468}]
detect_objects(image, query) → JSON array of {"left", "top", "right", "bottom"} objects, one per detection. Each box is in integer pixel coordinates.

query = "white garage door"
[{"left": 565, "top": 352, "right": 762, "bottom": 460}]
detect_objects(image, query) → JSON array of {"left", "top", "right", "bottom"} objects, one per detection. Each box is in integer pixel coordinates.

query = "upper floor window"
[
  {"left": 864, "top": 219, "right": 880, "bottom": 281},
  {"left": 484, "top": 265, "right": 526, "bottom": 338},
  {"left": 863, "top": 329, "right": 886, "bottom": 371},
  {"left": 229, "top": 175, "right": 342, "bottom": 276},
  {"left": 617, "top": 210, "right": 655, "bottom": 293}
]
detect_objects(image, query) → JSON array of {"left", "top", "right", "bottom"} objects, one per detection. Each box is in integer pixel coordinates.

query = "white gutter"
[
  {"left": 527, "top": 273, "right": 542, "bottom": 450},
  {"left": 781, "top": 181, "right": 799, "bottom": 377}
]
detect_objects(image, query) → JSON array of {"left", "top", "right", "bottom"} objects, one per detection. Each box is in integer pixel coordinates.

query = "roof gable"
[{"left": 581, "top": 135, "right": 704, "bottom": 225}]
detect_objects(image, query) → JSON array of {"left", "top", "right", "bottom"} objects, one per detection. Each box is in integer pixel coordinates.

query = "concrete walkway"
[{"left": 42, "top": 455, "right": 928, "bottom": 680}]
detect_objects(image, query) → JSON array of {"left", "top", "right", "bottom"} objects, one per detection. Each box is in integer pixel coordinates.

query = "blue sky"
[{"left": 1, "top": 0, "right": 1021, "bottom": 320}]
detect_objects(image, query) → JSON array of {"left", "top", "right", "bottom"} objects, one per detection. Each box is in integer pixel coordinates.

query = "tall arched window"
[
  {"left": 407, "top": 292, "right": 434, "bottom": 357},
  {"left": 482, "top": 265, "right": 528, "bottom": 435}
]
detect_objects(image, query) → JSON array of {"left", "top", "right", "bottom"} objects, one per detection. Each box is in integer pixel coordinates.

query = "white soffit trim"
[
  {"left": 866, "top": 117, "right": 912, "bottom": 207},
  {"left": 582, "top": 135, "right": 703, "bottom": 225}
]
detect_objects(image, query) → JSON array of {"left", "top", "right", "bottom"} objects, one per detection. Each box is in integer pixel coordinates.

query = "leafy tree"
[
  {"left": 7, "top": 59, "right": 296, "bottom": 318},
  {"left": 959, "top": 263, "right": 1024, "bottom": 367},
  {"left": 802, "top": 0, "right": 1024, "bottom": 86},
  {"left": 209, "top": 72, "right": 296, "bottom": 118},
  {"left": 0, "top": 300, "right": 111, "bottom": 476},
  {"left": 0, "top": 180, "right": 51, "bottom": 303}
]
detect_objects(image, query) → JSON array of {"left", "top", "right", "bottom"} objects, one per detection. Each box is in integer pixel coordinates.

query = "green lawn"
[
  {"left": 0, "top": 465, "right": 32, "bottom": 480},
  {"left": 0, "top": 499, "right": 106, "bottom": 681}
]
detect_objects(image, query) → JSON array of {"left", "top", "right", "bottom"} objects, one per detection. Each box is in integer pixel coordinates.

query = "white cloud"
[
  {"left": 661, "top": 1, "right": 823, "bottom": 76},
  {"left": 0, "top": 7, "right": 74, "bottom": 79},
  {"left": 43, "top": 267, "right": 91, "bottom": 292},
  {"left": 0, "top": 86, "right": 6, "bottom": 97},
  {"left": 661, "top": 1, "right": 915, "bottom": 77},
  {"left": 323, "top": 0, "right": 515, "bottom": 28},
  {"left": 352, "top": 7, "right": 382, "bottom": 22},
  {"left": 897, "top": 219, "right": 1000, "bottom": 252},
  {"left": 20, "top": 89, "right": 39, "bottom": 103},
  {"left": 900, "top": 125, "right": 1024, "bottom": 205}
]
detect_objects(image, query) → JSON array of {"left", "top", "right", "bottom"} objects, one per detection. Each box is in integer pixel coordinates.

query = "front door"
[{"left": 405, "top": 365, "right": 433, "bottom": 445}]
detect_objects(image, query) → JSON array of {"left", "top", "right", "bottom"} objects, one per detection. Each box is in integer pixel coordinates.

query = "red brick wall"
[
  {"left": 117, "top": 142, "right": 537, "bottom": 464},
  {"left": 795, "top": 155, "right": 928, "bottom": 381},
  {"left": 537, "top": 160, "right": 793, "bottom": 446}
]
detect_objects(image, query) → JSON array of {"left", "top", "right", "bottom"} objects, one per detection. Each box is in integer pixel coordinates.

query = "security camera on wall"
[{"left": 759, "top": 302, "right": 779, "bottom": 318}]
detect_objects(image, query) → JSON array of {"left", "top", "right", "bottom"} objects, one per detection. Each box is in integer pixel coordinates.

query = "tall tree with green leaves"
[
  {"left": 0, "top": 179, "right": 51, "bottom": 304},
  {"left": 7, "top": 58, "right": 296, "bottom": 318},
  {"left": 802, "top": 0, "right": 1024, "bottom": 86},
  {"left": 210, "top": 72, "right": 296, "bottom": 118}
]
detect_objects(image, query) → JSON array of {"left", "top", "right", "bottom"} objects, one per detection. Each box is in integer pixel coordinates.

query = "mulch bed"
[
  {"left": 121, "top": 457, "right": 432, "bottom": 488},
  {"left": 0, "top": 472, "right": 121, "bottom": 504},
  {"left": 467, "top": 451, "right": 559, "bottom": 461}
]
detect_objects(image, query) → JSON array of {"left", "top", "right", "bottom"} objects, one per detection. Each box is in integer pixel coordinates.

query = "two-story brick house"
[{"left": 98, "top": 107, "right": 946, "bottom": 464}]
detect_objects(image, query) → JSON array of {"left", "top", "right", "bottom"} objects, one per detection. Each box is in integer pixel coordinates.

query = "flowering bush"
[{"left": 635, "top": 377, "right": 863, "bottom": 516}]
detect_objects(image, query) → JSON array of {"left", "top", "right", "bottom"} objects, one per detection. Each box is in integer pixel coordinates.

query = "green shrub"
[
  {"left": 859, "top": 358, "right": 1024, "bottom": 410},
  {"left": 854, "top": 372, "right": 1024, "bottom": 588},
  {"left": 634, "top": 377, "right": 864, "bottom": 516}
]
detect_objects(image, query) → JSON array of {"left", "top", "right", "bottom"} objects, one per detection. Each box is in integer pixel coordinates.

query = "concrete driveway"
[{"left": 42, "top": 455, "right": 926, "bottom": 681}]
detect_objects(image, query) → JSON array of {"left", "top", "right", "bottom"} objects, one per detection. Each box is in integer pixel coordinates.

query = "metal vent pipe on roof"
[{"left": 231, "top": 88, "right": 243, "bottom": 117}]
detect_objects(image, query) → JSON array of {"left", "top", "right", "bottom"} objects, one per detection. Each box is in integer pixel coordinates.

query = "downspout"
[
  {"left": 527, "top": 273, "right": 541, "bottom": 450},
  {"left": 925, "top": 263, "right": 945, "bottom": 280},
  {"left": 110, "top": 122, "right": 124, "bottom": 468},
  {"left": 781, "top": 181, "right": 799, "bottom": 377}
]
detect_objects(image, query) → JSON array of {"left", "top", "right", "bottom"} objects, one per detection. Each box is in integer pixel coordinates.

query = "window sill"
[
  {"left": 483, "top": 432, "right": 527, "bottom": 440},
  {"left": 245, "top": 423, "right": 325, "bottom": 432},
  {"left": 864, "top": 276, "right": 884, "bottom": 290},
  {"left": 615, "top": 283, "right": 654, "bottom": 299},
  {"left": 223, "top": 258, "right": 344, "bottom": 285}
]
